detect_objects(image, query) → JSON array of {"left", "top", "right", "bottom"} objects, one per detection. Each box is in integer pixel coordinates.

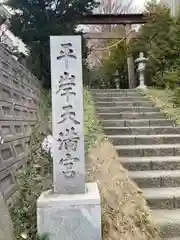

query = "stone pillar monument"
[
  {"left": 37, "top": 35, "right": 101, "bottom": 240},
  {"left": 135, "top": 52, "right": 148, "bottom": 89}
]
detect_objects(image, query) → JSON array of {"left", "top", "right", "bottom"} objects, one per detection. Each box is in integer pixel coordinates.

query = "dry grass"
[
  {"left": 143, "top": 88, "right": 180, "bottom": 125},
  {"left": 86, "top": 137, "right": 161, "bottom": 240}
]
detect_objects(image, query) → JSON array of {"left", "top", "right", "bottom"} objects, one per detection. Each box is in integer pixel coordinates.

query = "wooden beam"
[
  {"left": 77, "top": 13, "right": 147, "bottom": 25},
  {"left": 84, "top": 31, "right": 138, "bottom": 39}
]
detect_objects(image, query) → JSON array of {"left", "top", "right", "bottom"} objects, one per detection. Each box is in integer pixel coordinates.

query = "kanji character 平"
[{"left": 57, "top": 43, "right": 77, "bottom": 70}]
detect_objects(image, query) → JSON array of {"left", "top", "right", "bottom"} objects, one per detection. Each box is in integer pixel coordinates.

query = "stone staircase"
[{"left": 91, "top": 88, "right": 180, "bottom": 240}]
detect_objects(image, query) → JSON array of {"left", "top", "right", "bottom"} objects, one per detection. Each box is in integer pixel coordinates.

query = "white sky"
[
  {"left": 136, "top": 0, "right": 146, "bottom": 5},
  {"left": 135, "top": 0, "right": 160, "bottom": 9},
  {"left": 135, "top": 0, "right": 147, "bottom": 10}
]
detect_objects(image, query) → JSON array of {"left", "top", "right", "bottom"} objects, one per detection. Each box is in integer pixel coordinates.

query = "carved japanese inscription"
[
  {"left": 57, "top": 43, "right": 77, "bottom": 69},
  {"left": 50, "top": 36, "right": 85, "bottom": 194},
  {"left": 56, "top": 72, "right": 76, "bottom": 102}
]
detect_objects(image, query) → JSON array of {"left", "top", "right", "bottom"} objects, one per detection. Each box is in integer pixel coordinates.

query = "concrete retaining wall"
[{"left": 0, "top": 44, "right": 41, "bottom": 203}]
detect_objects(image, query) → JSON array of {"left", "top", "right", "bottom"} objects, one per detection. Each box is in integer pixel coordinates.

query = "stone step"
[
  {"left": 96, "top": 106, "right": 160, "bottom": 113},
  {"left": 91, "top": 89, "right": 140, "bottom": 94},
  {"left": 152, "top": 209, "right": 180, "bottom": 238},
  {"left": 143, "top": 187, "right": 180, "bottom": 209},
  {"left": 116, "top": 144, "right": 180, "bottom": 157},
  {"left": 91, "top": 89, "right": 138, "bottom": 93},
  {"left": 128, "top": 170, "right": 180, "bottom": 188},
  {"left": 164, "top": 237, "right": 180, "bottom": 240},
  {"left": 101, "top": 119, "right": 175, "bottom": 127},
  {"left": 94, "top": 96, "right": 148, "bottom": 102},
  {"left": 120, "top": 156, "right": 180, "bottom": 171},
  {"left": 92, "top": 93, "right": 141, "bottom": 97},
  {"left": 95, "top": 101, "right": 154, "bottom": 107},
  {"left": 104, "top": 126, "right": 180, "bottom": 135},
  {"left": 109, "top": 134, "right": 180, "bottom": 145},
  {"left": 98, "top": 112, "right": 165, "bottom": 120}
]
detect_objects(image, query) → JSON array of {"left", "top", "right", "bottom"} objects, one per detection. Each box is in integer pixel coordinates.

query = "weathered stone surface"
[
  {"left": 147, "top": 198, "right": 174, "bottom": 210},
  {"left": 0, "top": 192, "right": 14, "bottom": 240},
  {"left": 115, "top": 146, "right": 143, "bottom": 157},
  {"left": 101, "top": 119, "right": 174, "bottom": 127},
  {"left": 94, "top": 96, "right": 148, "bottom": 102},
  {"left": 174, "top": 197, "right": 180, "bottom": 208},
  {"left": 134, "top": 127, "right": 180, "bottom": 135},
  {"left": 152, "top": 157, "right": 180, "bottom": 170},
  {"left": 92, "top": 92, "right": 140, "bottom": 97},
  {"left": 37, "top": 183, "right": 101, "bottom": 240},
  {"left": 152, "top": 209, "right": 180, "bottom": 238},
  {"left": 0, "top": 44, "right": 41, "bottom": 202},
  {"left": 95, "top": 101, "right": 154, "bottom": 107},
  {"left": 109, "top": 135, "right": 135, "bottom": 145},
  {"left": 120, "top": 158, "right": 150, "bottom": 171},
  {"left": 143, "top": 146, "right": 174, "bottom": 157},
  {"left": 149, "top": 119, "right": 175, "bottom": 126},
  {"left": 110, "top": 135, "right": 180, "bottom": 146},
  {"left": 120, "top": 156, "right": 180, "bottom": 171},
  {"left": 105, "top": 127, "right": 132, "bottom": 135},
  {"left": 93, "top": 88, "right": 180, "bottom": 239},
  {"left": 50, "top": 36, "right": 85, "bottom": 194},
  {"left": 125, "top": 119, "right": 150, "bottom": 127},
  {"left": 96, "top": 106, "right": 160, "bottom": 113},
  {"left": 91, "top": 89, "right": 137, "bottom": 93},
  {"left": 116, "top": 144, "right": 180, "bottom": 157},
  {"left": 162, "top": 174, "right": 180, "bottom": 187},
  {"left": 143, "top": 187, "right": 179, "bottom": 209},
  {"left": 101, "top": 120, "right": 125, "bottom": 127},
  {"left": 174, "top": 148, "right": 180, "bottom": 156},
  {"left": 101, "top": 112, "right": 165, "bottom": 120},
  {"left": 104, "top": 126, "right": 180, "bottom": 135},
  {"left": 135, "top": 136, "right": 163, "bottom": 145},
  {"left": 129, "top": 170, "right": 180, "bottom": 188},
  {"left": 37, "top": 37, "right": 102, "bottom": 240}
]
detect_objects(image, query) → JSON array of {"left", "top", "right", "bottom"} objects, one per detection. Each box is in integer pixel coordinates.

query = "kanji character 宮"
[{"left": 59, "top": 152, "right": 79, "bottom": 178}]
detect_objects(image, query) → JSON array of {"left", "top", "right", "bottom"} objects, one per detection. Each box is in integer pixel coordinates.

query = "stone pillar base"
[
  {"left": 37, "top": 182, "right": 101, "bottom": 240},
  {"left": 136, "top": 85, "right": 147, "bottom": 89}
]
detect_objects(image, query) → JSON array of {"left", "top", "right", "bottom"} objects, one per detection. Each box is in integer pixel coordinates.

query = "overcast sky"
[
  {"left": 136, "top": 0, "right": 146, "bottom": 5},
  {"left": 135, "top": 0, "right": 147, "bottom": 10},
  {"left": 135, "top": 0, "right": 160, "bottom": 9}
]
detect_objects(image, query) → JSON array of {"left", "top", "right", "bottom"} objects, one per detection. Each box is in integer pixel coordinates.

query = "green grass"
[
  {"left": 84, "top": 88, "right": 103, "bottom": 153},
  {"left": 142, "top": 87, "right": 180, "bottom": 125}
]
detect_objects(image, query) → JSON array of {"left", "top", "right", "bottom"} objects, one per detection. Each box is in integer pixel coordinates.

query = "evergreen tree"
[
  {"left": 5, "top": 0, "right": 98, "bottom": 88},
  {"left": 130, "top": 1, "right": 177, "bottom": 86}
]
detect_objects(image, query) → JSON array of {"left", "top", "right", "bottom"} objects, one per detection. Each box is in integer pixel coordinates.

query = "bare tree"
[
  {"left": 90, "top": 0, "right": 134, "bottom": 32},
  {"left": 86, "top": 0, "right": 135, "bottom": 68}
]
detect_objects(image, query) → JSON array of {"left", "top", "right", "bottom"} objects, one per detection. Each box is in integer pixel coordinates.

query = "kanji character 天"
[{"left": 57, "top": 105, "right": 80, "bottom": 125}]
